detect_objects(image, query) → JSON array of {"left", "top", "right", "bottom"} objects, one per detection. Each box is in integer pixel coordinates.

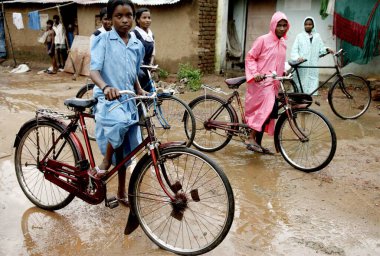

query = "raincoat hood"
[
  {"left": 303, "top": 16, "right": 316, "bottom": 33},
  {"left": 270, "top": 11, "right": 290, "bottom": 39}
]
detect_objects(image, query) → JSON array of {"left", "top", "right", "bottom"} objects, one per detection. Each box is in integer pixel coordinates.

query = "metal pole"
[{"left": 1, "top": 0, "right": 17, "bottom": 67}]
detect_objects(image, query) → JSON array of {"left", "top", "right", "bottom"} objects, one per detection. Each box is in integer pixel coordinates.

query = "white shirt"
[{"left": 53, "top": 23, "right": 65, "bottom": 44}]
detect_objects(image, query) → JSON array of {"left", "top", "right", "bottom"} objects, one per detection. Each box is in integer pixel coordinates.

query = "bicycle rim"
[
  {"left": 148, "top": 96, "right": 195, "bottom": 147},
  {"left": 15, "top": 120, "right": 78, "bottom": 210},
  {"left": 277, "top": 109, "right": 336, "bottom": 172},
  {"left": 329, "top": 75, "right": 371, "bottom": 119},
  {"left": 190, "top": 96, "right": 234, "bottom": 152},
  {"left": 133, "top": 147, "right": 234, "bottom": 255}
]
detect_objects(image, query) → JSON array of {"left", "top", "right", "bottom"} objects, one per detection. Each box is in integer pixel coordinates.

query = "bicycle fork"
[{"left": 284, "top": 108, "right": 309, "bottom": 142}]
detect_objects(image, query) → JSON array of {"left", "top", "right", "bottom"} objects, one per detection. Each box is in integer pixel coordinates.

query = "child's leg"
[
  {"left": 115, "top": 147, "right": 127, "bottom": 200},
  {"left": 98, "top": 142, "right": 113, "bottom": 170}
]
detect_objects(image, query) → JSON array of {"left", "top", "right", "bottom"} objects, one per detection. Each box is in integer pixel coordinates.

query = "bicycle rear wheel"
[
  {"left": 14, "top": 119, "right": 81, "bottom": 210},
  {"left": 145, "top": 95, "right": 196, "bottom": 147},
  {"left": 76, "top": 83, "right": 96, "bottom": 140},
  {"left": 328, "top": 74, "right": 371, "bottom": 119},
  {"left": 274, "top": 109, "right": 336, "bottom": 172},
  {"left": 188, "top": 95, "right": 236, "bottom": 152},
  {"left": 130, "top": 147, "right": 234, "bottom": 255}
]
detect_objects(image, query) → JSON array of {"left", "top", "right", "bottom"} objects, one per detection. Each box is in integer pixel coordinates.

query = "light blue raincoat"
[
  {"left": 90, "top": 29, "right": 145, "bottom": 165},
  {"left": 291, "top": 17, "right": 328, "bottom": 95}
]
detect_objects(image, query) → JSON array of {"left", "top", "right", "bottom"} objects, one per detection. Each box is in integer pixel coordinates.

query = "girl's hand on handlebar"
[
  {"left": 104, "top": 86, "right": 120, "bottom": 101},
  {"left": 254, "top": 74, "right": 265, "bottom": 82},
  {"left": 327, "top": 48, "right": 334, "bottom": 54}
]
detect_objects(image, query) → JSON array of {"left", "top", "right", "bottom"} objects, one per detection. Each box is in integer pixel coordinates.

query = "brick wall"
[{"left": 198, "top": 0, "right": 217, "bottom": 74}]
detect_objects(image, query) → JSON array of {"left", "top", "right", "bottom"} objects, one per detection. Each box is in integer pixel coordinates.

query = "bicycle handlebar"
[
  {"left": 264, "top": 72, "right": 293, "bottom": 81},
  {"left": 140, "top": 65, "right": 159, "bottom": 71},
  {"left": 108, "top": 91, "right": 157, "bottom": 112}
]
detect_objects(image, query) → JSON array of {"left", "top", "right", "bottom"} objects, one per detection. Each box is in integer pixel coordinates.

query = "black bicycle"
[{"left": 284, "top": 49, "right": 372, "bottom": 119}]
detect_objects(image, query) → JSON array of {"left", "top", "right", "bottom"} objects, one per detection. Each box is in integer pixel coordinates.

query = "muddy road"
[{"left": 0, "top": 68, "right": 379, "bottom": 255}]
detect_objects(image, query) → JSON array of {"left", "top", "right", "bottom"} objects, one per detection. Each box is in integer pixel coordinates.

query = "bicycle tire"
[
  {"left": 14, "top": 118, "right": 82, "bottom": 210},
  {"left": 188, "top": 95, "right": 236, "bottom": 152},
  {"left": 274, "top": 109, "right": 336, "bottom": 172},
  {"left": 129, "top": 147, "right": 234, "bottom": 255},
  {"left": 76, "top": 83, "right": 96, "bottom": 141},
  {"left": 328, "top": 74, "right": 371, "bottom": 119},
  {"left": 145, "top": 95, "right": 196, "bottom": 147}
]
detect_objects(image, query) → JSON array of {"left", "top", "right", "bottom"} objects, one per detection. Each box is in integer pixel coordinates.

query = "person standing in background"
[
  {"left": 45, "top": 20, "right": 58, "bottom": 74},
  {"left": 53, "top": 15, "right": 67, "bottom": 70},
  {"left": 90, "top": 7, "right": 112, "bottom": 44},
  {"left": 131, "top": 7, "right": 155, "bottom": 92},
  {"left": 291, "top": 17, "right": 333, "bottom": 95}
]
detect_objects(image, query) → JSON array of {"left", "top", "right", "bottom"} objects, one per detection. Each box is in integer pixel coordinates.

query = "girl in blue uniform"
[
  {"left": 89, "top": 0, "right": 146, "bottom": 205},
  {"left": 132, "top": 7, "right": 155, "bottom": 92}
]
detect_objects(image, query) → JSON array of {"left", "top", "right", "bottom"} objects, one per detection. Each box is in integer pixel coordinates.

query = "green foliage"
[
  {"left": 177, "top": 63, "right": 202, "bottom": 91},
  {"left": 158, "top": 68, "right": 169, "bottom": 80}
]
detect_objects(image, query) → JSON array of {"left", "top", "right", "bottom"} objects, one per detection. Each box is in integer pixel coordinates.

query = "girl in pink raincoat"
[{"left": 244, "top": 11, "right": 290, "bottom": 154}]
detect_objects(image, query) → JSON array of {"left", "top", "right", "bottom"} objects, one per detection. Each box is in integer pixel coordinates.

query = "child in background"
[
  {"left": 244, "top": 12, "right": 290, "bottom": 154},
  {"left": 90, "top": 7, "right": 112, "bottom": 44},
  {"left": 131, "top": 7, "right": 155, "bottom": 92},
  {"left": 45, "top": 20, "right": 58, "bottom": 74}
]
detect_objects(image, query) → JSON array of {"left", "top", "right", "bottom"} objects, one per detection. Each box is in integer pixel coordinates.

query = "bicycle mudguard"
[{"left": 13, "top": 117, "right": 86, "bottom": 160}]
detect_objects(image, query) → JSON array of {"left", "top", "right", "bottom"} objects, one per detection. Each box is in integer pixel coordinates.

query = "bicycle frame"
[
  {"left": 291, "top": 51, "right": 344, "bottom": 95},
  {"left": 201, "top": 76, "right": 309, "bottom": 146},
  {"left": 37, "top": 94, "right": 177, "bottom": 205}
]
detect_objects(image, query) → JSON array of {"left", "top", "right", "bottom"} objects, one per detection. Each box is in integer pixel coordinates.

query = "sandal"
[
  {"left": 246, "top": 143, "right": 263, "bottom": 153},
  {"left": 47, "top": 70, "right": 57, "bottom": 74},
  {"left": 88, "top": 166, "right": 107, "bottom": 179},
  {"left": 261, "top": 146, "right": 275, "bottom": 155},
  {"left": 116, "top": 196, "right": 129, "bottom": 207}
]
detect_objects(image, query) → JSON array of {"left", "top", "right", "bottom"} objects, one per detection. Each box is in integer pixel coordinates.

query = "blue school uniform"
[{"left": 90, "top": 29, "right": 145, "bottom": 164}]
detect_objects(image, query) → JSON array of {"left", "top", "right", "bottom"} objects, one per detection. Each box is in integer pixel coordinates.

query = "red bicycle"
[{"left": 13, "top": 91, "right": 234, "bottom": 255}]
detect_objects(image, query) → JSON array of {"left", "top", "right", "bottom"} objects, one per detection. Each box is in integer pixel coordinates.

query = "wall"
[
  {"left": 198, "top": 0, "right": 217, "bottom": 73},
  {"left": 2, "top": 4, "right": 60, "bottom": 63}
]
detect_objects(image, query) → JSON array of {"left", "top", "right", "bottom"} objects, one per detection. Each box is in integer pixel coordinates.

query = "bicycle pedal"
[{"left": 105, "top": 196, "right": 119, "bottom": 209}]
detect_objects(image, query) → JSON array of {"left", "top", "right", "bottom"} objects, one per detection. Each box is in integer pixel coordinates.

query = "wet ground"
[{"left": 0, "top": 67, "right": 379, "bottom": 256}]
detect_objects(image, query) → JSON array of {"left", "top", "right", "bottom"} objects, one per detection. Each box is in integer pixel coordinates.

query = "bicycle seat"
[
  {"left": 288, "top": 59, "right": 307, "bottom": 67},
  {"left": 64, "top": 97, "right": 98, "bottom": 111},
  {"left": 225, "top": 76, "right": 246, "bottom": 89}
]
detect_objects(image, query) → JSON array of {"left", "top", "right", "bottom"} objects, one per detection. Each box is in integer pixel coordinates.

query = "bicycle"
[
  {"left": 185, "top": 72, "right": 337, "bottom": 172},
  {"left": 76, "top": 65, "right": 196, "bottom": 147},
  {"left": 14, "top": 91, "right": 234, "bottom": 255},
  {"left": 284, "top": 49, "right": 372, "bottom": 119}
]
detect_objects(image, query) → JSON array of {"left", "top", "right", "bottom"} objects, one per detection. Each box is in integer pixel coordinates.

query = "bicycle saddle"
[
  {"left": 225, "top": 76, "right": 246, "bottom": 89},
  {"left": 288, "top": 59, "right": 307, "bottom": 67},
  {"left": 64, "top": 97, "right": 98, "bottom": 110}
]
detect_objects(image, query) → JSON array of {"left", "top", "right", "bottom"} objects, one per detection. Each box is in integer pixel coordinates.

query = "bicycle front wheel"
[
  {"left": 188, "top": 95, "right": 236, "bottom": 152},
  {"left": 328, "top": 74, "right": 371, "bottom": 119},
  {"left": 14, "top": 119, "right": 81, "bottom": 210},
  {"left": 147, "top": 95, "right": 195, "bottom": 147},
  {"left": 275, "top": 109, "right": 336, "bottom": 172},
  {"left": 131, "top": 147, "right": 234, "bottom": 255},
  {"left": 76, "top": 83, "right": 96, "bottom": 140}
]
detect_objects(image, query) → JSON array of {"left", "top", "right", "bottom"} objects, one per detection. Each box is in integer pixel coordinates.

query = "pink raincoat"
[{"left": 245, "top": 12, "right": 290, "bottom": 135}]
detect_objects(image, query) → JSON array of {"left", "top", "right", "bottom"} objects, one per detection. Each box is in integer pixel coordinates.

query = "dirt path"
[{"left": 0, "top": 67, "right": 379, "bottom": 255}]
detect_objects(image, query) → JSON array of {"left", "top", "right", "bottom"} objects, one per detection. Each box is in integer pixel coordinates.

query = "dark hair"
[
  {"left": 107, "top": 0, "right": 135, "bottom": 19},
  {"left": 135, "top": 7, "right": 150, "bottom": 26},
  {"left": 53, "top": 15, "right": 59, "bottom": 21},
  {"left": 46, "top": 19, "right": 53, "bottom": 26},
  {"left": 304, "top": 18, "right": 314, "bottom": 26},
  {"left": 100, "top": 7, "right": 108, "bottom": 19}
]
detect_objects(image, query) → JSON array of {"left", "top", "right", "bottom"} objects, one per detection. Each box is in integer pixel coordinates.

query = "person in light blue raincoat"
[
  {"left": 89, "top": 0, "right": 146, "bottom": 205},
  {"left": 291, "top": 17, "right": 333, "bottom": 95}
]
